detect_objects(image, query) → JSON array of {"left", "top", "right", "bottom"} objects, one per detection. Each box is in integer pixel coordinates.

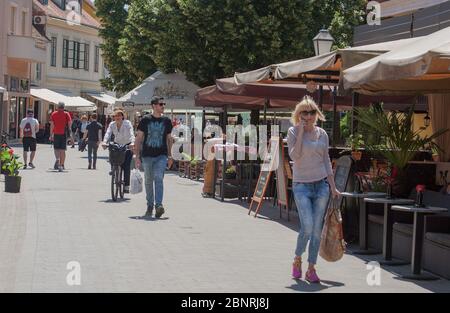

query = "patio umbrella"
[
  {"left": 231, "top": 37, "right": 418, "bottom": 85},
  {"left": 342, "top": 26, "right": 450, "bottom": 95},
  {"left": 115, "top": 71, "right": 201, "bottom": 111}
]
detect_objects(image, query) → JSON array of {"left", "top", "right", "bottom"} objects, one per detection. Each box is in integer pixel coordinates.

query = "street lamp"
[
  {"left": 424, "top": 112, "right": 431, "bottom": 128},
  {"left": 313, "top": 28, "right": 334, "bottom": 56}
]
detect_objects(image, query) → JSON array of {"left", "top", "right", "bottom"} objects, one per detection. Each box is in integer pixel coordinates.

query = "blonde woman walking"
[{"left": 287, "top": 96, "right": 340, "bottom": 283}]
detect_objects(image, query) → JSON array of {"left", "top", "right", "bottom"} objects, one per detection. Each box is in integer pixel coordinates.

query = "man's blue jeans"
[
  {"left": 142, "top": 155, "right": 168, "bottom": 208},
  {"left": 293, "top": 179, "right": 330, "bottom": 265}
]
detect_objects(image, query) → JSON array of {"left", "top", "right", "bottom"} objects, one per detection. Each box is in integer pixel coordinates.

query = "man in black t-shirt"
[
  {"left": 83, "top": 113, "right": 103, "bottom": 170},
  {"left": 135, "top": 96, "right": 174, "bottom": 218}
]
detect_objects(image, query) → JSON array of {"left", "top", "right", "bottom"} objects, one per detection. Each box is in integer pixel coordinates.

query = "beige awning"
[
  {"left": 0, "top": 86, "right": 5, "bottom": 93},
  {"left": 343, "top": 26, "right": 450, "bottom": 95},
  {"left": 233, "top": 37, "right": 419, "bottom": 85},
  {"left": 31, "top": 88, "right": 96, "bottom": 111},
  {"left": 86, "top": 92, "right": 118, "bottom": 105},
  {"left": 31, "top": 88, "right": 70, "bottom": 104}
]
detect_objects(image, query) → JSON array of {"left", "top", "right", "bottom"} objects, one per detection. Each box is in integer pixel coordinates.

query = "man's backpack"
[{"left": 23, "top": 121, "right": 33, "bottom": 138}]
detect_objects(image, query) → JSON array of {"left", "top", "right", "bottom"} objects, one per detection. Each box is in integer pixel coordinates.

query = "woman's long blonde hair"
[{"left": 291, "top": 95, "right": 326, "bottom": 126}]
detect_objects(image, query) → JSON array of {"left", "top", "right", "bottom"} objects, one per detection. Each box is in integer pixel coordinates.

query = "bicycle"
[{"left": 107, "top": 143, "right": 129, "bottom": 202}]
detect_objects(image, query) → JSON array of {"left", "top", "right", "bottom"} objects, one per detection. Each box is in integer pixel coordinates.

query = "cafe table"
[
  {"left": 391, "top": 205, "right": 448, "bottom": 280},
  {"left": 363, "top": 197, "right": 415, "bottom": 266},
  {"left": 340, "top": 192, "right": 386, "bottom": 255}
]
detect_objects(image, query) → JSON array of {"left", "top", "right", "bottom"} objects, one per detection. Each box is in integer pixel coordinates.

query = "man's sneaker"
[
  {"left": 28, "top": 163, "right": 35, "bottom": 169},
  {"left": 23, "top": 164, "right": 27, "bottom": 169},
  {"left": 54, "top": 160, "right": 59, "bottom": 170},
  {"left": 124, "top": 186, "right": 130, "bottom": 194},
  {"left": 88, "top": 164, "right": 92, "bottom": 170},
  {"left": 144, "top": 206, "right": 153, "bottom": 218},
  {"left": 62, "top": 165, "right": 65, "bottom": 170},
  {"left": 58, "top": 166, "right": 63, "bottom": 172},
  {"left": 155, "top": 204, "right": 165, "bottom": 218}
]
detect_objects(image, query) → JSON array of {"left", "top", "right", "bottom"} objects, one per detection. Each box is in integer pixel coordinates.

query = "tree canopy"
[{"left": 96, "top": 0, "right": 366, "bottom": 92}]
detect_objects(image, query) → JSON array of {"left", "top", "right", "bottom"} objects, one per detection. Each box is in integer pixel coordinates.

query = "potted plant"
[
  {"left": 355, "top": 105, "right": 448, "bottom": 197},
  {"left": 1, "top": 148, "right": 23, "bottom": 193},
  {"left": 431, "top": 146, "right": 441, "bottom": 162},
  {"left": 349, "top": 134, "right": 364, "bottom": 160},
  {"left": 224, "top": 165, "right": 236, "bottom": 179},
  {"left": 340, "top": 133, "right": 364, "bottom": 160}
]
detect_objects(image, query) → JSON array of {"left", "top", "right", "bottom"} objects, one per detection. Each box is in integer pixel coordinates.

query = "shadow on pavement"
[
  {"left": 129, "top": 216, "right": 170, "bottom": 222},
  {"left": 287, "top": 279, "right": 345, "bottom": 292},
  {"left": 99, "top": 198, "right": 131, "bottom": 203}
]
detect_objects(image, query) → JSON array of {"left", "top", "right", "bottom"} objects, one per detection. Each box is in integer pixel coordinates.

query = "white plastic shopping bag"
[{"left": 130, "top": 169, "right": 143, "bottom": 194}]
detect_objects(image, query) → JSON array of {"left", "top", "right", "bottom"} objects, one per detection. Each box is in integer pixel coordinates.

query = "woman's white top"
[
  {"left": 103, "top": 120, "right": 135, "bottom": 145},
  {"left": 287, "top": 126, "right": 333, "bottom": 183}
]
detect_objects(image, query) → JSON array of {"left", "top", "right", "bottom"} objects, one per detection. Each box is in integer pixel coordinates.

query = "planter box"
[{"left": 5, "top": 175, "right": 21, "bottom": 193}]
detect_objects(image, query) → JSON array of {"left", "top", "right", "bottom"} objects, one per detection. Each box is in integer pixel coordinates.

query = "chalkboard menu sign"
[
  {"left": 276, "top": 140, "right": 288, "bottom": 206},
  {"left": 248, "top": 136, "right": 279, "bottom": 217},
  {"left": 334, "top": 156, "right": 353, "bottom": 207}
]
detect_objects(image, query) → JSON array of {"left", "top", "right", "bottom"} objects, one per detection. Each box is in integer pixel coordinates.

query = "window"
[
  {"left": 21, "top": 11, "right": 27, "bottom": 36},
  {"left": 62, "top": 39, "right": 69, "bottom": 68},
  {"left": 70, "top": 41, "right": 80, "bottom": 69},
  {"left": 10, "top": 6, "right": 16, "bottom": 34},
  {"left": 51, "top": 37, "right": 57, "bottom": 67},
  {"left": 36, "top": 64, "right": 42, "bottom": 81},
  {"left": 52, "top": 0, "right": 66, "bottom": 10},
  {"left": 94, "top": 46, "right": 100, "bottom": 73},
  {"left": 83, "top": 44, "right": 90, "bottom": 71},
  {"left": 62, "top": 40, "right": 90, "bottom": 70}
]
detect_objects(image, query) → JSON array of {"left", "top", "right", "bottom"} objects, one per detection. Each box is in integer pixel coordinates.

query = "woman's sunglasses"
[{"left": 301, "top": 110, "right": 317, "bottom": 116}]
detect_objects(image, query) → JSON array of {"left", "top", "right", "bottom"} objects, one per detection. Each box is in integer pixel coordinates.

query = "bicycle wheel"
[
  {"left": 111, "top": 165, "right": 119, "bottom": 202},
  {"left": 118, "top": 167, "right": 124, "bottom": 199}
]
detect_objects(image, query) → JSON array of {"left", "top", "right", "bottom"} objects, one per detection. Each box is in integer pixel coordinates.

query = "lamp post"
[
  {"left": 424, "top": 112, "right": 431, "bottom": 128},
  {"left": 313, "top": 28, "right": 334, "bottom": 56},
  {"left": 313, "top": 28, "right": 334, "bottom": 127}
]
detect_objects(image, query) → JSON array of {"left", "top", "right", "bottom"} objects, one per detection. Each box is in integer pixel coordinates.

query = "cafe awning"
[
  {"left": 86, "top": 92, "right": 118, "bottom": 105},
  {"left": 0, "top": 86, "right": 5, "bottom": 93},
  {"left": 31, "top": 88, "right": 96, "bottom": 111},
  {"left": 232, "top": 37, "right": 419, "bottom": 85},
  {"left": 343, "top": 26, "right": 450, "bottom": 95},
  {"left": 116, "top": 71, "right": 200, "bottom": 111},
  {"left": 31, "top": 88, "right": 68, "bottom": 104}
]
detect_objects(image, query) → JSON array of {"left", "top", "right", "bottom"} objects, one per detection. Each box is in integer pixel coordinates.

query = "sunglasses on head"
[{"left": 301, "top": 110, "right": 317, "bottom": 116}]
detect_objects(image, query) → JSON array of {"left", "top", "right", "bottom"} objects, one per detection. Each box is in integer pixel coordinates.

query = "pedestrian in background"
[
  {"left": 50, "top": 102, "right": 72, "bottom": 172},
  {"left": 83, "top": 113, "right": 103, "bottom": 170},
  {"left": 19, "top": 109, "right": 40, "bottom": 169}
]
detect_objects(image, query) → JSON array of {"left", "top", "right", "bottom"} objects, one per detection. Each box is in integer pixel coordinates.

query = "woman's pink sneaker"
[
  {"left": 292, "top": 258, "right": 302, "bottom": 279},
  {"left": 305, "top": 269, "right": 321, "bottom": 283}
]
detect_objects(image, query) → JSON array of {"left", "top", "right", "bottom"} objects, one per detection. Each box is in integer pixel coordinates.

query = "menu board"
[
  {"left": 276, "top": 140, "right": 288, "bottom": 207},
  {"left": 334, "top": 156, "right": 353, "bottom": 207},
  {"left": 249, "top": 136, "right": 279, "bottom": 217}
]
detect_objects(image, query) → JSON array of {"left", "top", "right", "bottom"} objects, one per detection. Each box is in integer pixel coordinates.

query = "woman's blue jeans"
[{"left": 293, "top": 179, "right": 330, "bottom": 265}]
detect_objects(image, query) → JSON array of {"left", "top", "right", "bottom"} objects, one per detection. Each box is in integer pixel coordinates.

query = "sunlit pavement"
[{"left": 1, "top": 144, "right": 449, "bottom": 292}]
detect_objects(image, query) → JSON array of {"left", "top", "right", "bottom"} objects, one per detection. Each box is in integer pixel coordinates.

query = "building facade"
[
  {"left": 32, "top": 0, "right": 110, "bottom": 128},
  {"left": 0, "top": 0, "right": 47, "bottom": 138}
]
